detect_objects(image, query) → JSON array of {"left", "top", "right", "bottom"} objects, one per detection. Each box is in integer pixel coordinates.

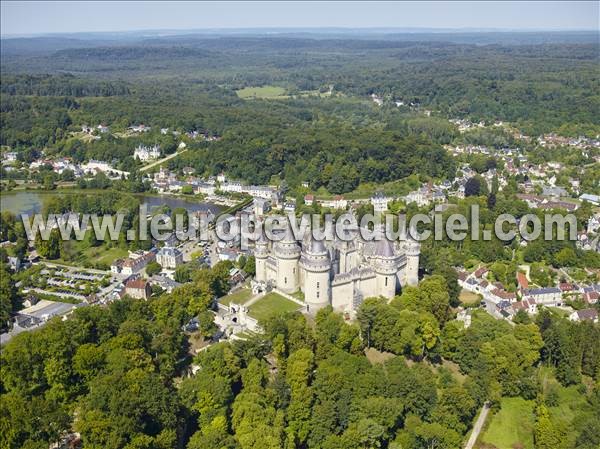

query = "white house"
[
  {"left": 156, "top": 246, "right": 183, "bottom": 269},
  {"left": 134, "top": 144, "right": 161, "bottom": 162},
  {"left": 320, "top": 195, "right": 347, "bottom": 210},
  {"left": 221, "top": 181, "right": 243, "bottom": 193},
  {"left": 129, "top": 124, "right": 151, "bottom": 133},
  {"left": 371, "top": 192, "right": 390, "bottom": 214},
  {"left": 580, "top": 194, "right": 600, "bottom": 206}
]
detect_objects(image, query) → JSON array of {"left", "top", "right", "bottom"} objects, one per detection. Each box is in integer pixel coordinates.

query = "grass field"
[
  {"left": 219, "top": 288, "right": 253, "bottom": 306},
  {"left": 480, "top": 397, "right": 535, "bottom": 449},
  {"left": 459, "top": 289, "right": 481, "bottom": 305},
  {"left": 52, "top": 241, "right": 128, "bottom": 268},
  {"left": 247, "top": 292, "right": 301, "bottom": 321},
  {"left": 83, "top": 246, "right": 129, "bottom": 266},
  {"left": 236, "top": 86, "right": 286, "bottom": 99}
]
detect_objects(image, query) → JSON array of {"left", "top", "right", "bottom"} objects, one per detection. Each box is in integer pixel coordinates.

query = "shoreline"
[{"left": 0, "top": 188, "right": 228, "bottom": 215}]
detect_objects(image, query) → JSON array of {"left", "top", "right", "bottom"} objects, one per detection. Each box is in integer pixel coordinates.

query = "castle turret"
[
  {"left": 371, "top": 238, "right": 400, "bottom": 299},
  {"left": 254, "top": 232, "right": 269, "bottom": 283},
  {"left": 273, "top": 226, "right": 301, "bottom": 293},
  {"left": 300, "top": 237, "right": 331, "bottom": 314},
  {"left": 403, "top": 237, "right": 420, "bottom": 286}
]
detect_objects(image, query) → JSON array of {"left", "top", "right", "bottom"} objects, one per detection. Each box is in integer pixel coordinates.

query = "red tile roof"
[
  {"left": 517, "top": 272, "right": 529, "bottom": 289},
  {"left": 126, "top": 279, "right": 148, "bottom": 290}
]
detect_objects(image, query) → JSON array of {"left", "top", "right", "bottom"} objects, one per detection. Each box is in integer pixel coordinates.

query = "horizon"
[
  {"left": 2, "top": 1, "right": 598, "bottom": 37},
  {"left": 3, "top": 26, "right": 600, "bottom": 40}
]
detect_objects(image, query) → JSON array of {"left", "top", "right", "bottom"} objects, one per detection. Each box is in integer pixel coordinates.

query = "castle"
[{"left": 253, "top": 227, "right": 420, "bottom": 315}]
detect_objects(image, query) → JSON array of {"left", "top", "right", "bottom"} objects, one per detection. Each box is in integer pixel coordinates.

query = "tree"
[
  {"left": 0, "top": 264, "right": 20, "bottom": 332},
  {"left": 464, "top": 176, "right": 486, "bottom": 197},
  {"left": 553, "top": 247, "right": 577, "bottom": 268},
  {"left": 285, "top": 349, "right": 314, "bottom": 446},
  {"left": 35, "top": 229, "right": 61, "bottom": 259},
  {"left": 145, "top": 261, "right": 162, "bottom": 277},
  {"left": 43, "top": 174, "right": 56, "bottom": 190},
  {"left": 534, "top": 404, "right": 565, "bottom": 449},
  {"left": 243, "top": 256, "right": 256, "bottom": 277}
]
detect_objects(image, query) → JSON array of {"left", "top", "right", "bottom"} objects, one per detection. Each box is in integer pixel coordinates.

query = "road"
[
  {"left": 139, "top": 149, "right": 187, "bottom": 172},
  {"left": 465, "top": 401, "right": 490, "bottom": 449}
]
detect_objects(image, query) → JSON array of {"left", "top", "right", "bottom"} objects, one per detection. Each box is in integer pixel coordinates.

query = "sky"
[{"left": 1, "top": 1, "right": 598, "bottom": 37}]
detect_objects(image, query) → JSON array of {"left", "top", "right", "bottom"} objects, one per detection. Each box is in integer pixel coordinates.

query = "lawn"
[
  {"left": 84, "top": 246, "right": 129, "bottom": 266},
  {"left": 219, "top": 288, "right": 253, "bottom": 306},
  {"left": 480, "top": 397, "right": 535, "bottom": 449},
  {"left": 247, "top": 292, "right": 301, "bottom": 321},
  {"left": 236, "top": 86, "right": 286, "bottom": 99},
  {"left": 459, "top": 289, "right": 481, "bottom": 305},
  {"left": 50, "top": 242, "right": 128, "bottom": 269}
]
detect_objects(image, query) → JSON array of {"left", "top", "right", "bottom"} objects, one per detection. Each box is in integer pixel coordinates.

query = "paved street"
[{"left": 465, "top": 402, "right": 490, "bottom": 449}]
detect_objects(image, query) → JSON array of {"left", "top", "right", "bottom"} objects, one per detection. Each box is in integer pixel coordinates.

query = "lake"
[{"left": 0, "top": 190, "right": 222, "bottom": 216}]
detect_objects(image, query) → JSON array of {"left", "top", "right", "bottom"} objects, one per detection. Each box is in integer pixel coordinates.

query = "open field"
[
  {"left": 84, "top": 246, "right": 129, "bottom": 266},
  {"left": 236, "top": 86, "right": 286, "bottom": 99},
  {"left": 247, "top": 292, "right": 301, "bottom": 321},
  {"left": 365, "top": 347, "right": 396, "bottom": 365},
  {"left": 459, "top": 289, "right": 481, "bottom": 305},
  {"left": 219, "top": 288, "right": 253, "bottom": 306},
  {"left": 480, "top": 397, "right": 535, "bottom": 449}
]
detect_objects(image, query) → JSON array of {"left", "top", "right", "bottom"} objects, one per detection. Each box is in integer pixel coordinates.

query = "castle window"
[
  {"left": 385, "top": 277, "right": 388, "bottom": 286},
  {"left": 284, "top": 277, "right": 287, "bottom": 284},
  {"left": 316, "top": 282, "right": 320, "bottom": 289},
  {"left": 317, "top": 291, "right": 320, "bottom": 298},
  {"left": 293, "top": 268, "right": 296, "bottom": 274}
]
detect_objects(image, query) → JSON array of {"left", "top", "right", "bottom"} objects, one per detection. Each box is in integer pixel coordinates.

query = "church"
[{"left": 253, "top": 226, "right": 420, "bottom": 315}]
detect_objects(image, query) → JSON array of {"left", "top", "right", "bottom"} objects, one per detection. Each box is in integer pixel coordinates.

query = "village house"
[
  {"left": 221, "top": 181, "right": 243, "bottom": 193},
  {"left": 112, "top": 250, "right": 156, "bottom": 276},
  {"left": 284, "top": 202, "right": 296, "bottom": 214},
  {"left": 194, "top": 182, "right": 216, "bottom": 196},
  {"left": 583, "top": 291, "right": 599, "bottom": 305},
  {"left": 569, "top": 308, "right": 599, "bottom": 323},
  {"left": 511, "top": 297, "right": 538, "bottom": 315},
  {"left": 542, "top": 186, "right": 569, "bottom": 198},
  {"left": 580, "top": 193, "right": 600, "bottom": 206},
  {"left": 149, "top": 275, "right": 181, "bottom": 293},
  {"left": 320, "top": 195, "right": 348, "bottom": 210},
  {"left": 123, "top": 279, "right": 152, "bottom": 300},
  {"left": 246, "top": 185, "right": 274, "bottom": 199},
  {"left": 3, "top": 152, "right": 18, "bottom": 163},
  {"left": 522, "top": 287, "right": 562, "bottom": 306},
  {"left": 81, "top": 160, "right": 129, "bottom": 178},
  {"left": 129, "top": 124, "right": 151, "bottom": 133}
]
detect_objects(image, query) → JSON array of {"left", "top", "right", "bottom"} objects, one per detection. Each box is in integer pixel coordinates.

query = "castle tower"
[
  {"left": 371, "top": 238, "right": 400, "bottom": 299},
  {"left": 273, "top": 226, "right": 301, "bottom": 293},
  {"left": 300, "top": 237, "right": 331, "bottom": 314},
  {"left": 254, "top": 232, "right": 269, "bottom": 283},
  {"left": 403, "top": 237, "right": 420, "bottom": 286}
]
